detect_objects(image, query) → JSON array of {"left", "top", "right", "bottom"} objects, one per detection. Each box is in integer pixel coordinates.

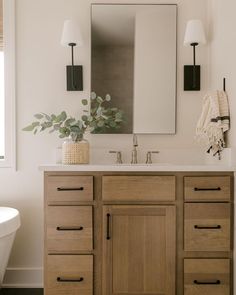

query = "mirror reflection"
[{"left": 91, "top": 4, "right": 177, "bottom": 134}]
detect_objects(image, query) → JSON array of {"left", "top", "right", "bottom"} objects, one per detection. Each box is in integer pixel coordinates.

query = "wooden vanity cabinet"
[
  {"left": 44, "top": 171, "right": 234, "bottom": 295},
  {"left": 102, "top": 205, "right": 176, "bottom": 295},
  {"left": 184, "top": 259, "right": 230, "bottom": 295},
  {"left": 44, "top": 174, "right": 94, "bottom": 295},
  {"left": 102, "top": 175, "right": 176, "bottom": 201},
  {"left": 184, "top": 175, "right": 233, "bottom": 295},
  {"left": 184, "top": 202, "right": 231, "bottom": 252}
]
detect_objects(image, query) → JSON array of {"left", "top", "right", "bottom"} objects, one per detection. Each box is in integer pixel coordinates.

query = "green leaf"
[
  {"left": 76, "top": 120, "right": 83, "bottom": 129},
  {"left": 34, "top": 113, "right": 43, "bottom": 120},
  {"left": 96, "top": 96, "right": 103, "bottom": 104},
  {"left": 91, "top": 92, "right": 97, "bottom": 100},
  {"left": 32, "top": 122, "right": 40, "bottom": 127},
  {"left": 65, "top": 118, "right": 76, "bottom": 126},
  {"left": 51, "top": 114, "right": 56, "bottom": 121},
  {"left": 109, "top": 121, "right": 116, "bottom": 128},
  {"left": 88, "top": 116, "right": 93, "bottom": 122},
  {"left": 42, "top": 113, "right": 51, "bottom": 121},
  {"left": 40, "top": 126, "right": 46, "bottom": 132},
  {"left": 60, "top": 111, "right": 67, "bottom": 121},
  {"left": 115, "top": 112, "right": 123, "bottom": 120},
  {"left": 82, "top": 99, "right": 88, "bottom": 106},
  {"left": 90, "top": 108, "right": 96, "bottom": 115},
  {"left": 97, "top": 120, "right": 104, "bottom": 127},
  {"left": 105, "top": 109, "right": 112, "bottom": 116},
  {"left": 89, "top": 121, "right": 96, "bottom": 127},
  {"left": 96, "top": 107, "right": 102, "bottom": 116},
  {"left": 53, "top": 123, "right": 61, "bottom": 131},
  {"left": 55, "top": 111, "right": 67, "bottom": 123},
  {"left": 22, "top": 124, "right": 35, "bottom": 131},
  {"left": 41, "top": 122, "right": 52, "bottom": 129},
  {"left": 105, "top": 94, "right": 111, "bottom": 101},
  {"left": 70, "top": 125, "right": 81, "bottom": 133},
  {"left": 59, "top": 127, "right": 70, "bottom": 136},
  {"left": 59, "top": 134, "right": 67, "bottom": 138},
  {"left": 82, "top": 115, "right": 88, "bottom": 121}
]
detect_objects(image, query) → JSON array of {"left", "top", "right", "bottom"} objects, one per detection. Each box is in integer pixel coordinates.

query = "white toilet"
[{"left": 0, "top": 207, "right": 21, "bottom": 287}]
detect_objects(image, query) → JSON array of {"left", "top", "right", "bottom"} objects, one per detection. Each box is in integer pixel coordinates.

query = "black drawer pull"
[
  {"left": 194, "top": 279, "right": 220, "bottom": 285},
  {"left": 194, "top": 187, "right": 221, "bottom": 191},
  {"left": 57, "top": 277, "right": 84, "bottom": 283},
  {"left": 107, "top": 213, "right": 111, "bottom": 240},
  {"left": 57, "top": 187, "right": 84, "bottom": 191},
  {"left": 194, "top": 225, "right": 221, "bottom": 230},
  {"left": 56, "top": 226, "right": 84, "bottom": 231}
]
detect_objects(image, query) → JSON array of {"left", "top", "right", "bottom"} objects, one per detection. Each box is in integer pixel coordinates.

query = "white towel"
[{"left": 196, "top": 90, "right": 230, "bottom": 156}]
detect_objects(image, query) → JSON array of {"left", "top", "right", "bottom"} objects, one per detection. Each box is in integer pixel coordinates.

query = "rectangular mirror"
[{"left": 91, "top": 4, "right": 177, "bottom": 134}]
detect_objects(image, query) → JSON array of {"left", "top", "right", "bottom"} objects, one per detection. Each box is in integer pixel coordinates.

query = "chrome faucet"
[
  {"left": 131, "top": 134, "right": 138, "bottom": 164},
  {"left": 146, "top": 151, "right": 159, "bottom": 164}
]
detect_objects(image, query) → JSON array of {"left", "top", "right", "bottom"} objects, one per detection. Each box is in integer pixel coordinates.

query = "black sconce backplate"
[
  {"left": 66, "top": 65, "right": 83, "bottom": 91},
  {"left": 184, "top": 65, "right": 200, "bottom": 91}
]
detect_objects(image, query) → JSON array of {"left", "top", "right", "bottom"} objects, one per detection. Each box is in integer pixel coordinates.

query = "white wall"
[
  {"left": 208, "top": 0, "right": 236, "bottom": 147},
  {"left": 0, "top": 0, "right": 209, "bottom": 287}
]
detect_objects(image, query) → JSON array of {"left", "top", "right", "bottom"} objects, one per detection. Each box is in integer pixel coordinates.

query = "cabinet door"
[{"left": 102, "top": 205, "right": 176, "bottom": 295}]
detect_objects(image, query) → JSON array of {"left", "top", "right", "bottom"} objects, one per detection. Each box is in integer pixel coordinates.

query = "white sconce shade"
[
  {"left": 184, "top": 20, "right": 206, "bottom": 46},
  {"left": 61, "top": 20, "right": 83, "bottom": 47}
]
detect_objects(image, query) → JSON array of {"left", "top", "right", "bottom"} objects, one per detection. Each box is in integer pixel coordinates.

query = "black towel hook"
[{"left": 223, "top": 77, "right": 226, "bottom": 91}]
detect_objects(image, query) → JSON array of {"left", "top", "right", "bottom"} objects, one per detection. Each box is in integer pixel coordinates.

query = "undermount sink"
[{"left": 115, "top": 163, "right": 171, "bottom": 166}]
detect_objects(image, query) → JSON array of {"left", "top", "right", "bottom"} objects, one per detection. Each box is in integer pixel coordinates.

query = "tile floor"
[{"left": 0, "top": 289, "right": 43, "bottom": 295}]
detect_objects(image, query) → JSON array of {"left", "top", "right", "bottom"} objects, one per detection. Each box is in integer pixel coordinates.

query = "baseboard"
[
  {"left": 0, "top": 289, "right": 43, "bottom": 295},
  {"left": 2, "top": 268, "right": 43, "bottom": 288}
]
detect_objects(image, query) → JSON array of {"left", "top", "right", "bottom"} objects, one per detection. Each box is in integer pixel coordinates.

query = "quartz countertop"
[{"left": 39, "top": 164, "right": 236, "bottom": 172}]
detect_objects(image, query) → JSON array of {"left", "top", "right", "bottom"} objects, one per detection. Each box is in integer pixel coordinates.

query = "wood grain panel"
[
  {"left": 46, "top": 206, "right": 93, "bottom": 252},
  {"left": 184, "top": 259, "right": 230, "bottom": 295},
  {"left": 184, "top": 176, "right": 230, "bottom": 201},
  {"left": 102, "top": 205, "right": 176, "bottom": 295},
  {"left": 184, "top": 203, "right": 231, "bottom": 251},
  {"left": 46, "top": 176, "right": 93, "bottom": 203},
  {"left": 46, "top": 255, "right": 93, "bottom": 295},
  {"left": 102, "top": 176, "right": 175, "bottom": 201}
]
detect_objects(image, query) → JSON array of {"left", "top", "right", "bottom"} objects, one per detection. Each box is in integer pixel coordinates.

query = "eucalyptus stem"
[{"left": 23, "top": 92, "right": 125, "bottom": 141}]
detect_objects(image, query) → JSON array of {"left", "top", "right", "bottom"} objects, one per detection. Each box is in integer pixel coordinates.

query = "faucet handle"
[
  {"left": 146, "top": 151, "right": 159, "bottom": 164},
  {"left": 133, "top": 134, "right": 138, "bottom": 147},
  {"left": 109, "top": 151, "right": 123, "bottom": 164}
]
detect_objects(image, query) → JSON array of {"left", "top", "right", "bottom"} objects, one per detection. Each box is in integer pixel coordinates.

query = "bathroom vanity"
[{"left": 42, "top": 165, "right": 234, "bottom": 295}]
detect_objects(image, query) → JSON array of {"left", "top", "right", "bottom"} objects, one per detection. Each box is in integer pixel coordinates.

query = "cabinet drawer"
[
  {"left": 184, "top": 259, "right": 230, "bottom": 295},
  {"left": 102, "top": 176, "right": 175, "bottom": 201},
  {"left": 46, "top": 176, "right": 93, "bottom": 203},
  {"left": 184, "top": 203, "right": 230, "bottom": 251},
  {"left": 184, "top": 176, "right": 230, "bottom": 201},
  {"left": 46, "top": 206, "right": 93, "bottom": 252},
  {"left": 46, "top": 255, "right": 93, "bottom": 295}
]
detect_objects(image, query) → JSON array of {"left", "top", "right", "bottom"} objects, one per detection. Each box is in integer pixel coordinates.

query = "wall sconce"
[
  {"left": 184, "top": 19, "right": 206, "bottom": 91},
  {"left": 61, "top": 20, "right": 83, "bottom": 91}
]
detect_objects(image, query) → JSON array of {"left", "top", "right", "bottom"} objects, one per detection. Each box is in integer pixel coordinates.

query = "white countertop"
[{"left": 39, "top": 164, "right": 236, "bottom": 172}]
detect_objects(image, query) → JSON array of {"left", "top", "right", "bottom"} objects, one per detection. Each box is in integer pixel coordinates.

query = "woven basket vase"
[{"left": 62, "top": 139, "right": 89, "bottom": 164}]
